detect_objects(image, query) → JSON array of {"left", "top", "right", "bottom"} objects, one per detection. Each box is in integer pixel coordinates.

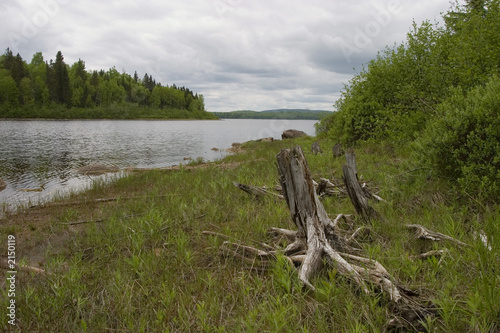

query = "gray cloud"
[{"left": 0, "top": 0, "right": 453, "bottom": 112}]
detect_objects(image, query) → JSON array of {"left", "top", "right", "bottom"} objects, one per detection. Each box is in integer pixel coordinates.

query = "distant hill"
[{"left": 211, "top": 109, "right": 332, "bottom": 120}]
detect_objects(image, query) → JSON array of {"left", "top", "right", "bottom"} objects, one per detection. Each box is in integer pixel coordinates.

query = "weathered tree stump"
[
  {"left": 332, "top": 143, "right": 344, "bottom": 158},
  {"left": 342, "top": 151, "right": 380, "bottom": 222},
  {"left": 209, "top": 145, "right": 436, "bottom": 330},
  {"left": 311, "top": 141, "right": 322, "bottom": 155},
  {"left": 276, "top": 146, "right": 367, "bottom": 291}
]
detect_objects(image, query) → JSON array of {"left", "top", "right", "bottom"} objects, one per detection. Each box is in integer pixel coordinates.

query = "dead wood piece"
[
  {"left": 233, "top": 182, "right": 284, "bottom": 200},
  {"left": 268, "top": 227, "right": 297, "bottom": 242},
  {"left": 332, "top": 143, "right": 344, "bottom": 158},
  {"left": 409, "top": 250, "right": 446, "bottom": 260},
  {"left": 406, "top": 224, "right": 468, "bottom": 247},
  {"left": 60, "top": 218, "right": 104, "bottom": 226},
  {"left": 361, "top": 183, "right": 386, "bottom": 202},
  {"left": 277, "top": 146, "right": 366, "bottom": 292},
  {"left": 312, "top": 142, "right": 323, "bottom": 155},
  {"left": 219, "top": 241, "right": 277, "bottom": 269},
  {"left": 332, "top": 214, "right": 354, "bottom": 228},
  {"left": 316, "top": 178, "right": 346, "bottom": 197},
  {"left": 347, "top": 226, "right": 372, "bottom": 245},
  {"left": 202, "top": 231, "right": 234, "bottom": 241},
  {"left": 339, "top": 252, "right": 401, "bottom": 302},
  {"left": 343, "top": 152, "right": 380, "bottom": 222},
  {"left": 1, "top": 259, "right": 46, "bottom": 275}
]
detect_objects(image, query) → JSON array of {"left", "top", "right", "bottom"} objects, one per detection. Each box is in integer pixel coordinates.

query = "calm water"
[{"left": 0, "top": 119, "right": 317, "bottom": 209}]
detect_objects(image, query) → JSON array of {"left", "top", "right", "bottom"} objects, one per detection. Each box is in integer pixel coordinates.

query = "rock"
[
  {"left": 0, "top": 179, "right": 6, "bottom": 191},
  {"left": 226, "top": 142, "right": 242, "bottom": 153},
  {"left": 282, "top": 129, "right": 307, "bottom": 139},
  {"left": 256, "top": 137, "right": 274, "bottom": 142},
  {"left": 77, "top": 164, "right": 119, "bottom": 175},
  {"left": 211, "top": 147, "right": 220, "bottom": 151},
  {"left": 183, "top": 157, "right": 192, "bottom": 161}
]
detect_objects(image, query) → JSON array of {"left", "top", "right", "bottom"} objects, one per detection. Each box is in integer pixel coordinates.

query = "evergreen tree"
[{"left": 47, "top": 51, "right": 71, "bottom": 105}]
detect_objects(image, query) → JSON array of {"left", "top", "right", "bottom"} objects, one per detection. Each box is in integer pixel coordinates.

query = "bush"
[{"left": 415, "top": 76, "right": 500, "bottom": 200}]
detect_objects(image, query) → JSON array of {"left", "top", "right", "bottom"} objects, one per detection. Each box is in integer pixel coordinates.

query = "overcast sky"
[{"left": 1, "top": 0, "right": 454, "bottom": 112}]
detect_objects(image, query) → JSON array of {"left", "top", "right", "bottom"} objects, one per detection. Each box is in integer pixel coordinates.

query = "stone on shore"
[{"left": 282, "top": 129, "right": 307, "bottom": 139}]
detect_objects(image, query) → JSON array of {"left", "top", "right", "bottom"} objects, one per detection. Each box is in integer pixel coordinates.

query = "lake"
[{"left": 0, "top": 119, "right": 317, "bottom": 210}]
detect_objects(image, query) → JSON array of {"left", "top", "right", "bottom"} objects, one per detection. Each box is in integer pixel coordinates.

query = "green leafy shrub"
[{"left": 415, "top": 76, "right": 500, "bottom": 200}]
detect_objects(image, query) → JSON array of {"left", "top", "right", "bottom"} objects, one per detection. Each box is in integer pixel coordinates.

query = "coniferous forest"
[{"left": 0, "top": 49, "right": 215, "bottom": 119}]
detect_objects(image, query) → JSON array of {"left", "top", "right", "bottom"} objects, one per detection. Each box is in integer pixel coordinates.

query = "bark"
[
  {"left": 406, "top": 224, "right": 468, "bottom": 247},
  {"left": 233, "top": 182, "right": 284, "bottom": 200},
  {"left": 332, "top": 143, "right": 344, "bottom": 158},
  {"left": 343, "top": 151, "right": 380, "bottom": 222},
  {"left": 311, "top": 141, "right": 322, "bottom": 155},
  {"left": 276, "top": 146, "right": 366, "bottom": 291}
]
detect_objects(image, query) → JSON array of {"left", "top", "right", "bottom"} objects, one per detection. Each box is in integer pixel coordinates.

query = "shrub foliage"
[{"left": 318, "top": 0, "right": 500, "bottom": 200}]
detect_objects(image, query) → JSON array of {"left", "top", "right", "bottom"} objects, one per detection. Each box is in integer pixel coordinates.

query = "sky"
[{"left": 1, "top": 0, "right": 454, "bottom": 112}]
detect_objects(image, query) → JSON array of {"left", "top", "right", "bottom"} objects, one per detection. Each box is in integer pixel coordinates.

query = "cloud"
[{"left": 0, "top": 0, "right": 453, "bottom": 111}]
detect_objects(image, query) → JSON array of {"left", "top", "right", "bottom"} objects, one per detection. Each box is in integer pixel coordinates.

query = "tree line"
[
  {"left": 212, "top": 109, "right": 332, "bottom": 120},
  {"left": 317, "top": 0, "right": 500, "bottom": 201},
  {"left": 0, "top": 50, "right": 212, "bottom": 119}
]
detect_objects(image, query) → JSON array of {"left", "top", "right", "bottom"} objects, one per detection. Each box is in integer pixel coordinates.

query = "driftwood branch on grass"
[
  {"left": 232, "top": 182, "right": 284, "bottom": 200},
  {"left": 0, "top": 259, "right": 46, "bottom": 275},
  {"left": 406, "top": 224, "right": 468, "bottom": 247}
]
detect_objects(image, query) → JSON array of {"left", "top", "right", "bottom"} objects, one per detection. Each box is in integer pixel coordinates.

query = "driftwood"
[
  {"left": 311, "top": 141, "right": 322, "bottom": 155},
  {"left": 332, "top": 142, "right": 344, "bottom": 158},
  {"left": 207, "top": 145, "right": 435, "bottom": 330},
  {"left": 343, "top": 151, "right": 380, "bottom": 222},
  {"left": 0, "top": 259, "right": 46, "bottom": 275},
  {"left": 316, "top": 178, "right": 347, "bottom": 197},
  {"left": 233, "top": 182, "right": 284, "bottom": 200},
  {"left": 406, "top": 224, "right": 468, "bottom": 247}
]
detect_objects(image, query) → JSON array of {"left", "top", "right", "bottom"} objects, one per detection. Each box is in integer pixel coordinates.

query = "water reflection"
[{"left": 0, "top": 119, "right": 317, "bottom": 210}]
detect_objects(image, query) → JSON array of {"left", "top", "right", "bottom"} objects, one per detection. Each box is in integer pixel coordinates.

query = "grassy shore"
[{"left": 0, "top": 137, "right": 498, "bottom": 332}]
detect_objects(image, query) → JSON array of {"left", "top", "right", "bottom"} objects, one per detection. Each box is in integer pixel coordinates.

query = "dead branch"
[
  {"left": 268, "top": 227, "right": 297, "bottom": 242},
  {"left": 347, "top": 226, "right": 372, "bottom": 246},
  {"left": 406, "top": 224, "right": 468, "bottom": 247},
  {"left": 233, "top": 182, "right": 284, "bottom": 200},
  {"left": 409, "top": 250, "right": 446, "bottom": 260},
  {"left": 60, "top": 218, "right": 104, "bottom": 226},
  {"left": 0, "top": 259, "right": 46, "bottom": 275},
  {"left": 332, "top": 214, "right": 354, "bottom": 228}
]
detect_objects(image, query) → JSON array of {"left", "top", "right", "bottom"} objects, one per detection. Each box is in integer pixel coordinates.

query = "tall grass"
[{"left": 0, "top": 138, "right": 498, "bottom": 332}]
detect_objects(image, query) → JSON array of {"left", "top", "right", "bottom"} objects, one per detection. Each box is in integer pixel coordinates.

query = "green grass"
[{"left": 0, "top": 138, "right": 498, "bottom": 332}]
